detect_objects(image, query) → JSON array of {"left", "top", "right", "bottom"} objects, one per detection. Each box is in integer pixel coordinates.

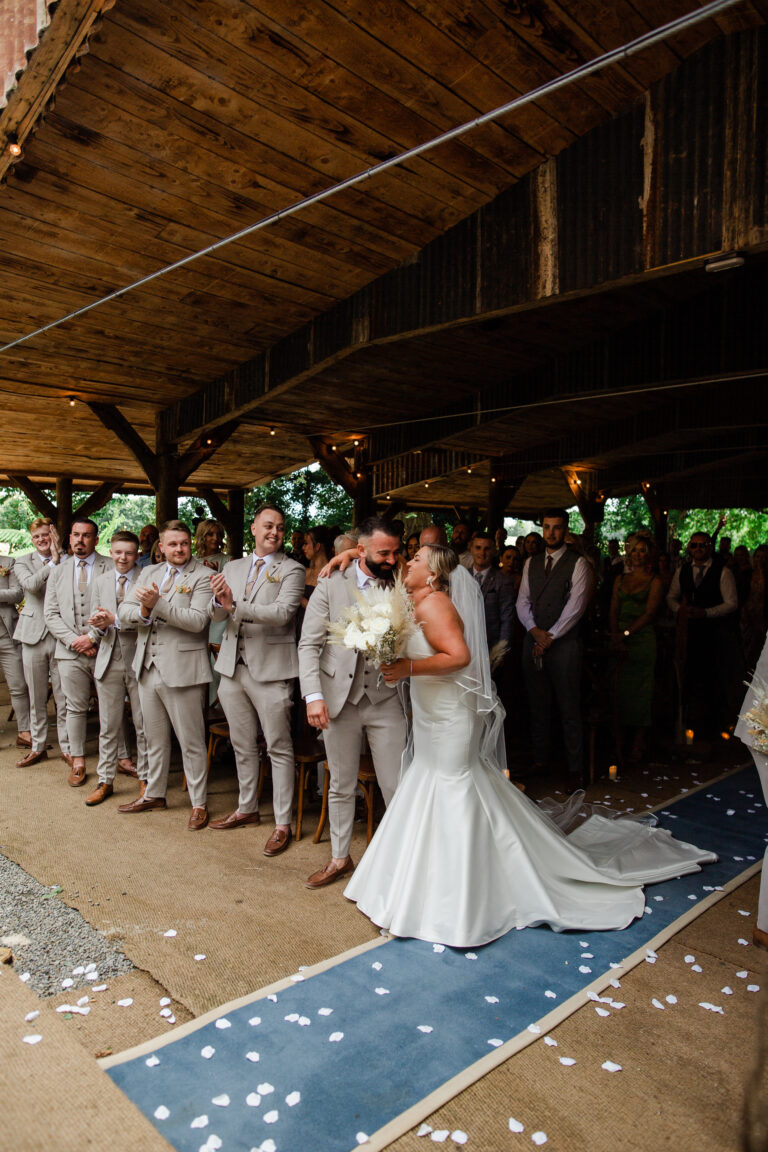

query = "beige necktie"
[
  {"left": 116, "top": 574, "right": 128, "bottom": 603},
  {"left": 77, "top": 559, "right": 87, "bottom": 589},
  {"left": 245, "top": 558, "right": 265, "bottom": 599},
  {"left": 159, "top": 566, "right": 179, "bottom": 595}
]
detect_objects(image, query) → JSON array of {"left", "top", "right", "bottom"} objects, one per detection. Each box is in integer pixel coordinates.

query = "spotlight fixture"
[{"left": 705, "top": 251, "right": 745, "bottom": 273}]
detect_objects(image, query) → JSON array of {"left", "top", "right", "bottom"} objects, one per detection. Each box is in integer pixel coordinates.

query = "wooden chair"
[
  {"left": 257, "top": 731, "right": 326, "bottom": 842},
  {"left": 314, "top": 752, "right": 380, "bottom": 847}
]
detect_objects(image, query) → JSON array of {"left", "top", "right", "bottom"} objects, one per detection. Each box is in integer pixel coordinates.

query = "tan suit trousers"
[
  {"left": 22, "top": 635, "right": 69, "bottom": 754},
  {"left": 138, "top": 664, "right": 208, "bottom": 808},
  {"left": 57, "top": 655, "right": 96, "bottom": 757},
  {"left": 95, "top": 648, "right": 148, "bottom": 783},
  {"left": 322, "top": 693, "right": 406, "bottom": 860},
  {"left": 0, "top": 632, "right": 30, "bottom": 731},
  {"left": 217, "top": 668, "right": 295, "bottom": 824}
]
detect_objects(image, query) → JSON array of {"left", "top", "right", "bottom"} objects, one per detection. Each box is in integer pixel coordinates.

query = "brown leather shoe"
[
  {"left": 85, "top": 782, "right": 114, "bottom": 807},
  {"left": 117, "top": 761, "right": 139, "bottom": 778},
  {"left": 209, "top": 810, "right": 261, "bottom": 831},
  {"left": 16, "top": 733, "right": 32, "bottom": 748},
  {"left": 188, "top": 806, "right": 209, "bottom": 831},
  {"left": 263, "top": 827, "right": 292, "bottom": 857},
  {"left": 118, "top": 795, "right": 167, "bottom": 814},
  {"left": 753, "top": 927, "right": 768, "bottom": 951},
  {"left": 62, "top": 753, "right": 75, "bottom": 768},
  {"left": 16, "top": 749, "right": 48, "bottom": 768},
  {"left": 68, "top": 760, "right": 87, "bottom": 788},
  {"left": 305, "top": 857, "right": 355, "bottom": 889}
]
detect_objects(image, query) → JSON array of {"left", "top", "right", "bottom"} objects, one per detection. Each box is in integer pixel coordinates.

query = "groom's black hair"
[{"left": 357, "top": 515, "right": 402, "bottom": 541}]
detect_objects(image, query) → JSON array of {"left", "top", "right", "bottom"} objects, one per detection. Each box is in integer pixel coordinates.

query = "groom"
[{"left": 298, "top": 516, "right": 407, "bottom": 889}]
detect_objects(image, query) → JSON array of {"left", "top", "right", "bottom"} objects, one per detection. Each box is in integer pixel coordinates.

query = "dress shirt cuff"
[{"left": 305, "top": 692, "right": 324, "bottom": 704}]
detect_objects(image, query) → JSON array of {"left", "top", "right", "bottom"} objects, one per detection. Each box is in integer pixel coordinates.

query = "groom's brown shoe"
[{"left": 305, "top": 857, "right": 354, "bottom": 889}]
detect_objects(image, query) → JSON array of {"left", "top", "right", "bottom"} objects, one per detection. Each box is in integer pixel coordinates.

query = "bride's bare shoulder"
[{"left": 416, "top": 590, "right": 463, "bottom": 629}]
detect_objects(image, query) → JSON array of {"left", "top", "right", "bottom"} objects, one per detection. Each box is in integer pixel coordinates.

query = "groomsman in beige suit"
[
  {"left": 0, "top": 555, "right": 31, "bottom": 749},
  {"left": 44, "top": 517, "right": 113, "bottom": 786},
  {"left": 85, "top": 531, "right": 148, "bottom": 806},
  {"left": 117, "top": 520, "right": 213, "bottom": 830},
  {"left": 208, "top": 503, "right": 305, "bottom": 855},
  {"left": 298, "top": 516, "right": 407, "bottom": 888},
  {"left": 13, "top": 518, "right": 69, "bottom": 766}
]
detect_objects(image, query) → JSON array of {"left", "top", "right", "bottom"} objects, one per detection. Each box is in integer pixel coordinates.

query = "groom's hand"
[{"left": 307, "top": 700, "right": 330, "bottom": 730}]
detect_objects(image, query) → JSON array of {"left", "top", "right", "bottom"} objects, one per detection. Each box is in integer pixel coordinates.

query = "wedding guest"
[
  {"left": 450, "top": 522, "right": 472, "bottom": 569},
  {"left": 669, "top": 537, "right": 683, "bottom": 571},
  {"left": 517, "top": 509, "right": 591, "bottom": 785},
  {"left": 0, "top": 554, "right": 32, "bottom": 750},
  {"left": 419, "top": 524, "right": 448, "bottom": 548},
  {"left": 667, "top": 531, "right": 743, "bottom": 738},
  {"left": 494, "top": 527, "right": 508, "bottom": 555},
  {"left": 334, "top": 532, "right": 358, "bottom": 555},
  {"left": 609, "top": 537, "right": 664, "bottom": 762},
  {"left": 289, "top": 529, "right": 308, "bottom": 564},
  {"left": 194, "top": 519, "right": 228, "bottom": 572},
  {"left": 733, "top": 545, "right": 753, "bottom": 608},
  {"left": 523, "top": 532, "right": 544, "bottom": 559},
  {"left": 302, "top": 527, "right": 334, "bottom": 607},
  {"left": 469, "top": 534, "right": 514, "bottom": 652},
  {"left": 137, "top": 524, "right": 159, "bottom": 570},
  {"left": 499, "top": 544, "right": 522, "bottom": 587},
  {"left": 404, "top": 532, "right": 420, "bottom": 561},
  {"left": 718, "top": 536, "right": 733, "bottom": 567}
]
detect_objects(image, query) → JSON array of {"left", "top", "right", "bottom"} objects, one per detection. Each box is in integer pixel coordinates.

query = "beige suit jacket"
[
  {"left": 12, "top": 551, "right": 59, "bottom": 645},
  {"left": 0, "top": 557, "right": 23, "bottom": 641},
  {"left": 119, "top": 558, "right": 213, "bottom": 687},
  {"left": 212, "top": 552, "right": 305, "bottom": 681},
  {"left": 298, "top": 565, "right": 399, "bottom": 719},
  {"left": 44, "top": 554, "right": 114, "bottom": 659},
  {"left": 91, "top": 567, "right": 141, "bottom": 680}
]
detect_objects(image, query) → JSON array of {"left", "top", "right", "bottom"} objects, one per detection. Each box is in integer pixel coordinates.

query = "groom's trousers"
[{"left": 323, "top": 694, "right": 407, "bottom": 859}]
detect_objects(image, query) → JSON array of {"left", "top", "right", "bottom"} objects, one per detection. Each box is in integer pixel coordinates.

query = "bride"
[{"left": 343, "top": 544, "right": 716, "bottom": 947}]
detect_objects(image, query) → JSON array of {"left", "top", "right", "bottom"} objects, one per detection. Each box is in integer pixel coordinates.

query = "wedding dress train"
[{"left": 344, "top": 629, "right": 716, "bottom": 947}]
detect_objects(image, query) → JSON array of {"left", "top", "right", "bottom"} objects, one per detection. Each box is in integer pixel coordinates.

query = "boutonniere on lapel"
[
  {"left": 265, "top": 568, "right": 280, "bottom": 584},
  {"left": 0, "top": 565, "right": 11, "bottom": 578},
  {"left": 174, "top": 581, "right": 193, "bottom": 594}
]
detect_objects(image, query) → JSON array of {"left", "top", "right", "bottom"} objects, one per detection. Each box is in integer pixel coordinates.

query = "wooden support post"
[
  {"left": 198, "top": 486, "right": 246, "bottom": 559},
  {"left": 56, "top": 478, "right": 73, "bottom": 543},
  {"left": 155, "top": 445, "right": 179, "bottom": 526},
  {"left": 562, "top": 469, "right": 604, "bottom": 545},
  {"left": 641, "top": 483, "right": 669, "bottom": 551},
  {"left": 486, "top": 462, "right": 522, "bottom": 535},
  {"left": 309, "top": 436, "right": 371, "bottom": 524}
]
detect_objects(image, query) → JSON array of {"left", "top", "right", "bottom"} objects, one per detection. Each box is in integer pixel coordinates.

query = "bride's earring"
[{"left": 426, "top": 576, "right": 434, "bottom": 588}]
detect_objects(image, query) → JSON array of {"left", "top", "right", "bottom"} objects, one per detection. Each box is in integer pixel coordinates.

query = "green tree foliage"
[{"left": 243, "top": 465, "right": 353, "bottom": 536}]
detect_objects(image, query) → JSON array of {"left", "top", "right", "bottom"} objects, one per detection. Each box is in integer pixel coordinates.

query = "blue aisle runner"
[{"left": 108, "top": 768, "right": 766, "bottom": 1152}]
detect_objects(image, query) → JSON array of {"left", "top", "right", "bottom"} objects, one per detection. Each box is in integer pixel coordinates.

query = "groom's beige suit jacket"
[{"left": 298, "top": 565, "right": 399, "bottom": 718}]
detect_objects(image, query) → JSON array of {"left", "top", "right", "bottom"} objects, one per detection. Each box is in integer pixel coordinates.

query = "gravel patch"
[{"left": 0, "top": 850, "right": 133, "bottom": 997}]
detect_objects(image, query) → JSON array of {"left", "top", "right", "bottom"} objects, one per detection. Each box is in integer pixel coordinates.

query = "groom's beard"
[{"left": 363, "top": 555, "right": 397, "bottom": 582}]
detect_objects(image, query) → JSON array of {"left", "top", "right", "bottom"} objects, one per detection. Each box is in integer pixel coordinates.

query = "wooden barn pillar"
[
  {"left": 563, "top": 469, "right": 604, "bottom": 545},
  {"left": 310, "top": 437, "right": 372, "bottom": 526},
  {"left": 56, "top": 478, "right": 73, "bottom": 542},
  {"left": 155, "top": 445, "right": 179, "bottom": 527},
  {"left": 486, "top": 466, "right": 519, "bottom": 536}
]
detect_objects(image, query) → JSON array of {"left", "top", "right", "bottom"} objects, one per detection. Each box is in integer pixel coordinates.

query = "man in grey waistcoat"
[
  {"left": 85, "top": 530, "right": 148, "bottom": 806},
  {"left": 517, "top": 509, "right": 591, "bottom": 785},
  {"left": 0, "top": 554, "right": 31, "bottom": 749},
  {"left": 13, "top": 517, "right": 70, "bottom": 766},
  {"left": 44, "top": 517, "right": 113, "bottom": 787},
  {"left": 298, "top": 516, "right": 407, "bottom": 889}
]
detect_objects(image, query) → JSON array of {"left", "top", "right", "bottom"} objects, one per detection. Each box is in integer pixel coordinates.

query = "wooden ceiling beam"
[
  {"left": 74, "top": 480, "right": 124, "bottom": 520},
  {"left": 5, "top": 474, "right": 58, "bottom": 522},
  {"left": 86, "top": 402, "right": 159, "bottom": 488},
  {"left": 176, "top": 420, "right": 241, "bottom": 484},
  {"left": 371, "top": 448, "right": 486, "bottom": 498}
]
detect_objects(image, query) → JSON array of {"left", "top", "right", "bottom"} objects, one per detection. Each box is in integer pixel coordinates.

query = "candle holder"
[{"left": 608, "top": 764, "right": 620, "bottom": 782}]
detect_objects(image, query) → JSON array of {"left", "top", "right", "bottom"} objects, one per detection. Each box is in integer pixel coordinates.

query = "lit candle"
[
  {"left": 609, "top": 764, "right": 618, "bottom": 781},
  {"left": 685, "top": 729, "right": 694, "bottom": 745}
]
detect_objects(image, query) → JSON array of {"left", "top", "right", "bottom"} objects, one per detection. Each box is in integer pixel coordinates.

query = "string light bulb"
[
  {"left": 66, "top": 395, "right": 76, "bottom": 407},
  {"left": 269, "top": 427, "right": 276, "bottom": 436},
  {"left": 6, "top": 136, "right": 21, "bottom": 158}
]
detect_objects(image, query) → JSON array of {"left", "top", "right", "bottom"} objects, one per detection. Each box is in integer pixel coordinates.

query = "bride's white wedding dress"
[{"left": 344, "top": 628, "right": 716, "bottom": 947}]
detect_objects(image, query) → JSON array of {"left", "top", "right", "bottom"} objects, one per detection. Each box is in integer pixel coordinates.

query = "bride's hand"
[
  {"left": 381, "top": 659, "right": 410, "bottom": 684},
  {"left": 318, "top": 547, "right": 357, "bottom": 579}
]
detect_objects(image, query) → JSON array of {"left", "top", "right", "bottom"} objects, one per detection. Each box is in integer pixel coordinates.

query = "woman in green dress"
[{"left": 609, "top": 535, "right": 665, "bottom": 762}]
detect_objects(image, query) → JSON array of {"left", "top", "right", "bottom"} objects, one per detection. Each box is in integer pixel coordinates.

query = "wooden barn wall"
[{"left": 161, "top": 27, "right": 767, "bottom": 446}]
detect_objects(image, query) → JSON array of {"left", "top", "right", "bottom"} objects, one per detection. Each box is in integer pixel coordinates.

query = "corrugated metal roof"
[{"left": 1, "top": 0, "right": 50, "bottom": 108}]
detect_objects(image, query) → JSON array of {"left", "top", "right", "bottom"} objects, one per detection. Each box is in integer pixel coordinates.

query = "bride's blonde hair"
[{"left": 423, "top": 544, "right": 458, "bottom": 591}]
